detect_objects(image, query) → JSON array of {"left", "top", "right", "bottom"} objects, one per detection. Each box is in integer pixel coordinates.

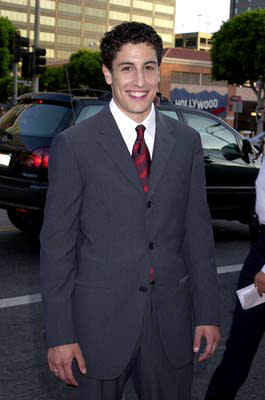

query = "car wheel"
[{"left": 7, "top": 209, "right": 43, "bottom": 234}]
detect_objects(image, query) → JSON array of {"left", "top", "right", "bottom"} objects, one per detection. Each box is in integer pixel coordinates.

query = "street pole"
[
  {"left": 12, "top": 62, "right": 18, "bottom": 105},
  {"left": 32, "top": 0, "right": 40, "bottom": 92}
]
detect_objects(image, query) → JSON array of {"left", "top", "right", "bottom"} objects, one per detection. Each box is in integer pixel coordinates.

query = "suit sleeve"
[
  {"left": 40, "top": 133, "right": 82, "bottom": 347},
  {"left": 183, "top": 132, "right": 221, "bottom": 326}
]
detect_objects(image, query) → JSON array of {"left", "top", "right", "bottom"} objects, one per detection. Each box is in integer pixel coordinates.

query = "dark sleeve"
[
  {"left": 183, "top": 132, "right": 221, "bottom": 326},
  {"left": 40, "top": 133, "right": 82, "bottom": 347}
]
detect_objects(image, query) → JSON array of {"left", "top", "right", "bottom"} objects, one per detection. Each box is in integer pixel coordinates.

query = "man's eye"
[
  {"left": 145, "top": 65, "right": 155, "bottom": 71},
  {"left": 121, "top": 66, "right": 132, "bottom": 71}
]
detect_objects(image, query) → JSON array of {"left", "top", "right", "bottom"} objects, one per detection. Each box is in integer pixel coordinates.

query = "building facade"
[
  {"left": 175, "top": 32, "right": 213, "bottom": 52},
  {"left": 230, "top": 0, "right": 265, "bottom": 17},
  {"left": 160, "top": 47, "right": 258, "bottom": 133},
  {"left": 0, "top": 0, "right": 176, "bottom": 62}
]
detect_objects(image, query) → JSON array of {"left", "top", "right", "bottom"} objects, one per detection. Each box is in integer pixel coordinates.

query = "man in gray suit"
[{"left": 40, "top": 22, "right": 220, "bottom": 400}]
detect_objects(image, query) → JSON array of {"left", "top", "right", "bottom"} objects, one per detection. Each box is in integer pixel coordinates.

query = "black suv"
[{"left": 0, "top": 90, "right": 260, "bottom": 233}]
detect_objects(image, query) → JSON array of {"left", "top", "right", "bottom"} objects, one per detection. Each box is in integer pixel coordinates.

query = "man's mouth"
[{"left": 128, "top": 91, "right": 148, "bottom": 98}]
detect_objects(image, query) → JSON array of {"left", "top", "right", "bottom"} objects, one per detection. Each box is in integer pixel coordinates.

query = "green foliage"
[
  {"left": 67, "top": 49, "right": 108, "bottom": 90},
  {"left": 0, "top": 76, "right": 12, "bottom": 102},
  {"left": 211, "top": 9, "right": 265, "bottom": 85},
  {"left": 39, "top": 67, "right": 67, "bottom": 91},
  {"left": 0, "top": 17, "right": 16, "bottom": 78}
]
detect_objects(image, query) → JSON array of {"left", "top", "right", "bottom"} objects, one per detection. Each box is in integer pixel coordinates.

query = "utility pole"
[
  {"left": 32, "top": 0, "right": 40, "bottom": 92},
  {"left": 12, "top": 63, "right": 18, "bottom": 105}
]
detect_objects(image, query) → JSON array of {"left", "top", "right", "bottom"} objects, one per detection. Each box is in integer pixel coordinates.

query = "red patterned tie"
[
  {"left": 132, "top": 125, "right": 151, "bottom": 193},
  {"left": 132, "top": 125, "right": 154, "bottom": 282}
]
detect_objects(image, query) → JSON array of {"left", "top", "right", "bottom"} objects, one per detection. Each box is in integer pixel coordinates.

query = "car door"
[{"left": 181, "top": 110, "right": 259, "bottom": 222}]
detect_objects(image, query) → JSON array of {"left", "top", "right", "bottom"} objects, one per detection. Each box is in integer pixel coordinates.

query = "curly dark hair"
[{"left": 100, "top": 22, "right": 163, "bottom": 70}]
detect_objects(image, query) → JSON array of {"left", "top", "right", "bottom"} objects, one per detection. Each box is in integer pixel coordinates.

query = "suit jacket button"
[
  {"left": 139, "top": 286, "right": 148, "bottom": 293},
  {"left": 149, "top": 242, "right": 154, "bottom": 250},
  {"left": 147, "top": 201, "right": 152, "bottom": 208}
]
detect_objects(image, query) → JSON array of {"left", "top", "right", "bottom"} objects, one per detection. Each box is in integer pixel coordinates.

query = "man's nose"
[{"left": 134, "top": 70, "right": 145, "bottom": 87}]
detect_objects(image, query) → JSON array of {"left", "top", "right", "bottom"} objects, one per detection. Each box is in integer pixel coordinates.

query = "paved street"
[{"left": 0, "top": 210, "right": 264, "bottom": 400}]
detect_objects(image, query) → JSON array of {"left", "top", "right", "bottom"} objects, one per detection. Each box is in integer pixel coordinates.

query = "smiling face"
[{"left": 102, "top": 42, "right": 160, "bottom": 123}]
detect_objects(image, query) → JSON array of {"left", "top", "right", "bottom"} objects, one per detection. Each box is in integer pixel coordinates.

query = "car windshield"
[
  {"left": 75, "top": 105, "right": 105, "bottom": 124},
  {"left": 0, "top": 102, "right": 72, "bottom": 137}
]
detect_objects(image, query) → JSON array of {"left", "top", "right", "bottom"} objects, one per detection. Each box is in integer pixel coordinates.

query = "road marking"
[
  {"left": 217, "top": 264, "right": 243, "bottom": 274},
  {"left": 0, "top": 293, "right": 41, "bottom": 308},
  {"left": 0, "top": 226, "right": 18, "bottom": 232},
  {"left": 0, "top": 264, "right": 243, "bottom": 309}
]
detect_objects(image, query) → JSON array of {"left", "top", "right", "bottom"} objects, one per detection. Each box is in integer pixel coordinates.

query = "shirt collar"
[{"left": 109, "top": 98, "right": 156, "bottom": 141}]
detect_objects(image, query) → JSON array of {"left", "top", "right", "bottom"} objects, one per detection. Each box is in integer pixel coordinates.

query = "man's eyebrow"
[{"left": 117, "top": 60, "right": 158, "bottom": 67}]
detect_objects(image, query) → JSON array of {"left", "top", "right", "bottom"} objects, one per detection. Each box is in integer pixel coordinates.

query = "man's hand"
[
  {"left": 193, "top": 325, "right": 220, "bottom": 362},
  {"left": 254, "top": 271, "right": 265, "bottom": 297},
  {"left": 47, "top": 343, "right": 87, "bottom": 386}
]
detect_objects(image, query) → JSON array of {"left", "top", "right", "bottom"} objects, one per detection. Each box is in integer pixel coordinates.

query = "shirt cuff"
[{"left": 261, "top": 265, "right": 265, "bottom": 274}]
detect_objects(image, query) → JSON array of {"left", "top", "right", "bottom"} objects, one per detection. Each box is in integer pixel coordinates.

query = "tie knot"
[{"left": 135, "top": 124, "right": 146, "bottom": 140}]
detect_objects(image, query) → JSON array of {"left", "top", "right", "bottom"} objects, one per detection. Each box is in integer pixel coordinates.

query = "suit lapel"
[
  {"left": 96, "top": 105, "right": 145, "bottom": 199},
  {"left": 147, "top": 111, "right": 177, "bottom": 198}
]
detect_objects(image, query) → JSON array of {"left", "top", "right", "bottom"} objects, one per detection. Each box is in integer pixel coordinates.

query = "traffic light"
[
  {"left": 14, "top": 32, "right": 30, "bottom": 63},
  {"left": 21, "top": 52, "right": 33, "bottom": 78},
  {"left": 33, "top": 47, "right": 46, "bottom": 75}
]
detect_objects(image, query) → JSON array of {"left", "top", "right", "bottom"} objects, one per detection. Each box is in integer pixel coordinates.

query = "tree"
[
  {"left": 39, "top": 67, "right": 67, "bottom": 91},
  {"left": 211, "top": 9, "right": 265, "bottom": 133},
  {"left": 67, "top": 49, "right": 108, "bottom": 90},
  {"left": 0, "top": 17, "right": 16, "bottom": 102}
]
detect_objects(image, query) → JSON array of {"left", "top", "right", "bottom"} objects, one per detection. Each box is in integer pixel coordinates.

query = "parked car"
[{"left": 0, "top": 90, "right": 260, "bottom": 234}]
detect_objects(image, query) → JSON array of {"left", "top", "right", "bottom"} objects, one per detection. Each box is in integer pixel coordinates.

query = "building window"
[
  {"left": 85, "top": 7, "right": 107, "bottom": 17},
  {"left": 58, "top": 35, "right": 81, "bottom": 45},
  {"left": 2, "top": 0, "right": 28, "bottom": 5},
  {"left": 154, "top": 18, "right": 174, "bottom": 28},
  {"left": 58, "top": 3, "right": 81, "bottom": 14},
  {"left": 185, "top": 38, "right": 197, "bottom": 48},
  {"left": 200, "top": 38, "right": 206, "bottom": 44},
  {"left": 132, "top": 15, "right": 152, "bottom": 24},
  {"left": 56, "top": 50, "right": 72, "bottom": 60},
  {"left": 235, "top": 7, "right": 238, "bottom": 14},
  {"left": 1, "top": 10, "right": 27, "bottom": 22},
  {"left": 84, "top": 22, "right": 106, "bottom": 33},
  {"left": 155, "top": 4, "right": 174, "bottom": 15},
  {"left": 109, "top": 11, "right": 130, "bottom": 21},
  {"left": 110, "top": 0, "right": 130, "bottom": 6},
  {"left": 133, "top": 0, "right": 153, "bottom": 11},
  {"left": 31, "top": 15, "right": 55, "bottom": 26},
  {"left": 30, "top": 0, "right": 55, "bottom": 10},
  {"left": 172, "top": 71, "right": 200, "bottom": 85},
  {"left": 83, "top": 38, "right": 100, "bottom": 47},
  {"left": 201, "top": 73, "right": 226, "bottom": 87},
  {"left": 57, "top": 18, "right": 81, "bottom": 29},
  {"left": 30, "top": 31, "right": 55, "bottom": 42},
  {"left": 46, "top": 48, "right": 55, "bottom": 58}
]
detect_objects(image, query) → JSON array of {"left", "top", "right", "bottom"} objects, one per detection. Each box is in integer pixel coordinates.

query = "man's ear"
[{"left": 102, "top": 64, "right": 112, "bottom": 85}]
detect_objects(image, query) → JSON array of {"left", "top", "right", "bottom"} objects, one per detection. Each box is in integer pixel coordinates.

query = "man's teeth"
[{"left": 130, "top": 92, "right": 146, "bottom": 97}]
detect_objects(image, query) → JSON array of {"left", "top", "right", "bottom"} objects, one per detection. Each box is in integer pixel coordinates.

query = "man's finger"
[
  {"left": 75, "top": 348, "right": 87, "bottom": 375},
  {"left": 198, "top": 342, "right": 212, "bottom": 361},
  {"left": 193, "top": 330, "right": 202, "bottom": 353},
  {"left": 63, "top": 363, "right": 79, "bottom": 387}
]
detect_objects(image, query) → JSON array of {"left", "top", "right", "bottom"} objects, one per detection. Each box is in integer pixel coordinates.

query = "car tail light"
[{"left": 24, "top": 147, "right": 49, "bottom": 169}]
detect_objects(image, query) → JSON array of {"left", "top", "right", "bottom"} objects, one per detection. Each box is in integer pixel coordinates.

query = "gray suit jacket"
[{"left": 40, "top": 104, "right": 220, "bottom": 379}]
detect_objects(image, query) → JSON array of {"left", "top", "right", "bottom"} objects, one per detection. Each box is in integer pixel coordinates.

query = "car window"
[
  {"left": 0, "top": 103, "right": 71, "bottom": 137},
  {"left": 75, "top": 105, "right": 105, "bottom": 124},
  {"left": 183, "top": 112, "right": 239, "bottom": 150},
  {"left": 159, "top": 110, "right": 179, "bottom": 120}
]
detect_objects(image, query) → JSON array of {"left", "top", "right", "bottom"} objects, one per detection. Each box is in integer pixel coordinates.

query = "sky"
[{"left": 175, "top": 0, "right": 231, "bottom": 34}]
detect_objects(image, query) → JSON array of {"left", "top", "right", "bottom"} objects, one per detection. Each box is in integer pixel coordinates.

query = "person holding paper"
[{"left": 205, "top": 151, "right": 265, "bottom": 400}]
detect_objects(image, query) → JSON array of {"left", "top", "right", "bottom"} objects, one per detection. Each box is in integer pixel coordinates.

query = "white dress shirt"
[
  {"left": 255, "top": 158, "right": 265, "bottom": 273},
  {"left": 109, "top": 98, "right": 156, "bottom": 158}
]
